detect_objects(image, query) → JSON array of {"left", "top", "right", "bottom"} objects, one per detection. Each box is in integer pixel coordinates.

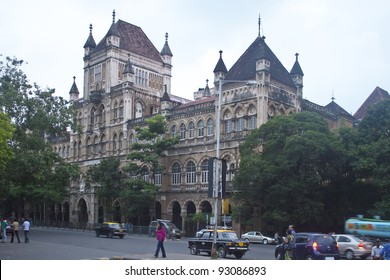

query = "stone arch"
[
  {"left": 76, "top": 198, "right": 88, "bottom": 223},
  {"left": 112, "top": 200, "right": 121, "bottom": 223},
  {"left": 170, "top": 200, "right": 182, "bottom": 229},
  {"left": 63, "top": 201, "right": 70, "bottom": 222}
]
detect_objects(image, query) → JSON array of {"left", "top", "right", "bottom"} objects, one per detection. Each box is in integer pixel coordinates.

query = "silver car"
[
  {"left": 241, "top": 231, "right": 276, "bottom": 245},
  {"left": 333, "top": 234, "right": 373, "bottom": 259}
]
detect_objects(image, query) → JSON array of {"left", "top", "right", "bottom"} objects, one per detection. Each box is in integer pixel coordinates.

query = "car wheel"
[
  {"left": 345, "top": 250, "right": 354, "bottom": 260},
  {"left": 234, "top": 253, "right": 244, "bottom": 259},
  {"left": 305, "top": 255, "right": 313, "bottom": 260},
  {"left": 190, "top": 245, "right": 198, "bottom": 255},
  {"left": 119, "top": 235, "right": 124, "bottom": 239},
  {"left": 263, "top": 239, "right": 268, "bottom": 245},
  {"left": 217, "top": 247, "right": 227, "bottom": 258},
  {"left": 275, "top": 251, "right": 283, "bottom": 260},
  {"left": 244, "top": 238, "right": 250, "bottom": 243}
]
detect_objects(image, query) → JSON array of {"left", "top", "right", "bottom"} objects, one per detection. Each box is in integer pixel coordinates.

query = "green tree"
[
  {"left": 354, "top": 100, "right": 390, "bottom": 219},
  {"left": 0, "top": 55, "right": 79, "bottom": 217},
  {"left": 0, "top": 112, "right": 14, "bottom": 171},
  {"left": 234, "top": 112, "right": 347, "bottom": 232},
  {"left": 122, "top": 114, "right": 179, "bottom": 224},
  {"left": 86, "top": 157, "right": 123, "bottom": 221}
]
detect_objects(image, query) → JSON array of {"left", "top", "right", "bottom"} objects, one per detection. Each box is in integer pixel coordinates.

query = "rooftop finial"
[
  {"left": 165, "top": 32, "right": 168, "bottom": 42},
  {"left": 89, "top": 24, "right": 93, "bottom": 35},
  {"left": 73, "top": 76, "right": 76, "bottom": 83},
  {"left": 295, "top": 53, "right": 299, "bottom": 61},
  {"left": 219, "top": 50, "right": 223, "bottom": 58},
  {"left": 112, "top": 9, "right": 116, "bottom": 23},
  {"left": 206, "top": 79, "right": 209, "bottom": 85},
  {"left": 331, "top": 90, "right": 335, "bottom": 101},
  {"left": 258, "top": 14, "right": 261, "bottom": 37}
]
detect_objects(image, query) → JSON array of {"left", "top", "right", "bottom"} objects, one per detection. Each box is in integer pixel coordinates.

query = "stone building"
[{"left": 51, "top": 12, "right": 355, "bottom": 233}]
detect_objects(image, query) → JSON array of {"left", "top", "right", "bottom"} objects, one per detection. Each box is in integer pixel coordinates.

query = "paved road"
[{"left": 0, "top": 227, "right": 276, "bottom": 260}]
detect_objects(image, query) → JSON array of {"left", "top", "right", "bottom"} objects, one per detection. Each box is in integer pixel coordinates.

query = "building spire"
[
  {"left": 258, "top": 14, "right": 261, "bottom": 37},
  {"left": 112, "top": 9, "right": 116, "bottom": 23}
]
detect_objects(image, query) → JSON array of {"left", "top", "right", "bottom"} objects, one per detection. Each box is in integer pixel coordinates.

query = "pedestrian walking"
[
  {"left": 284, "top": 229, "right": 294, "bottom": 260},
  {"left": 23, "top": 218, "right": 31, "bottom": 243},
  {"left": 380, "top": 243, "right": 390, "bottom": 260},
  {"left": 1, "top": 217, "right": 7, "bottom": 242},
  {"left": 371, "top": 239, "right": 383, "bottom": 260},
  {"left": 10, "top": 219, "right": 21, "bottom": 243},
  {"left": 154, "top": 221, "right": 166, "bottom": 258}
]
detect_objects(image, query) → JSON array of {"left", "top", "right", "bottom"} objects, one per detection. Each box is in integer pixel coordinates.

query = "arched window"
[
  {"left": 141, "top": 166, "right": 149, "bottom": 182},
  {"left": 86, "top": 137, "right": 92, "bottom": 156},
  {"left": 180, "top": 123, "right": 186, "bottom": 140},
  {"left": 73, "top": 142, "right": 77, "bottom": 158},
  {"left": 248, "top": 105, "right": 257, "bottom": 130},
  {"left": 113, "top": 133, "right": 118, "bottom": 151},
  {"left": 119, "top": 100, "right": 124, "bottom": 118},
  {"left": 207, "top": 118, "right": 214, "bottom": 136},
  {"left": 101, "top": 134, "right": 106, "bottom": 153},
  {"left": 114, "top": 102, "right": 119, "bottom": 120},
  {"left": 224, "top": 110, "right": 233, "bottom": 133},
  {"left": 98, "top": 105, "right": 105, "bottom": 126},
  {"left": 119, "top": 132, "right": 123, "bottom": 151},
  {"left": 90, "top": 107, "right": 96, "bottom": 126},
  {"left": 186, "top": 161, "right": 196, "bottom": 184},
  {"left": 135, "top": 101, "right": 143, "bottom": 118},
  {"left": 197, "top": 120, "right": 204, "bottom": 137},
  {"left": 171, "top": 163, "right": 181, "bottom": 185},
  {"left": 188, "top": 122, "right": 195, "bottom": 139},
  {"left": 155, "top": 170, "right": 162, "bottom": 186},
  {"left": 201, "top": 159, "right": 209, "bottom": 184},
  {"left": 171, "top": 125, "right": 177, "bottom": 138},
  {"left": 93, "top": 135, "right": 99, "bottom": 155}
]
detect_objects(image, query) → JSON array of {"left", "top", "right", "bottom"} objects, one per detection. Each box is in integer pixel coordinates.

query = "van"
[{"left": 149, "top": 220, "right": 182, "bottom": 239}]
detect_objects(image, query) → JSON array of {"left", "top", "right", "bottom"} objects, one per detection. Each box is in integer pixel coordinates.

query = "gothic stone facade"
[{"left": 52, "top": 14, "right": 354, "bottom": 233}]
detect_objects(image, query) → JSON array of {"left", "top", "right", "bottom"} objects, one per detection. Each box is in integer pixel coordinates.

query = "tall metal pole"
[{"left": 212, "top": 78, "right": 223, "bottom": 256}]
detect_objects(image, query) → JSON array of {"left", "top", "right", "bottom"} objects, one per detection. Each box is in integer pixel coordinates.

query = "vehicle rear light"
[
  {"left": 312, "top": 241, "right": 318, "bottom": 251},
  {"left": 358, "top": 243, "right": 364, "bottom": 249}
]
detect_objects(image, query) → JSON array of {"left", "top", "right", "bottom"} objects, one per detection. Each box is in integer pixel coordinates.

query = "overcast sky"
[{"left": 1, "top": 0, "right": 389, "bottom": 114}]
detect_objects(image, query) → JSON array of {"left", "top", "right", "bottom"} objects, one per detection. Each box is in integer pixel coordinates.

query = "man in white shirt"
[
  {"left": 371, "top": 239, "right": 383, "bottom": 260},
  {"left": 23, "top": 218, "right": 31, "bottom": 243}
]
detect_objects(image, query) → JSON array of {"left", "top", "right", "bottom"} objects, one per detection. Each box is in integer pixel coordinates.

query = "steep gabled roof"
[
  {"left": 325, "top": 100, "right": 353, "bottom": 118},
  {"left": 354, "top": 86, "right": 390, "bottom": 120},
  {"left": 225, "top": 36, "right": 295, "bottom": 87},
  {"left": 93, "top": 20, "right": 163, "bottom": 63}
]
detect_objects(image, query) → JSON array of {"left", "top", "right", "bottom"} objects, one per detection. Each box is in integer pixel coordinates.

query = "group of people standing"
[
  {"left": 371, "top": 238, "right": 390, "bottom": 260},
  {"left": 1, "top": 217, "right": 30, "bottom": 243}
]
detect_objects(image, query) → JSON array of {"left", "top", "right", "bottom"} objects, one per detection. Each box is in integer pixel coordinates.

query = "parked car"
[
  {"left": 332, "top": 234, "right": 373, "bottom": 259},
  {"left": 188, "top": 228, "right": 250, "bottom": 259},
  {"left": 94, "top": 222, "right": 126, "bottom": 238},
  {"left": 241, "top": 231, "right": 276, "bottom": 245},
  {"left": 149, "top": 220, "right": 182, "bottom": 239},
  {"left": 275, "top": 232, "right": 340, "bottom": 260}
]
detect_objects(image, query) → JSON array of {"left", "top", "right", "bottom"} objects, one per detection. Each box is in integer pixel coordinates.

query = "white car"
[
  {"left": 332, "top": 234, "right": 373, "bottom": 259},
  {"left": 241, "top": 231, "right": 276, "bottom": 245}
]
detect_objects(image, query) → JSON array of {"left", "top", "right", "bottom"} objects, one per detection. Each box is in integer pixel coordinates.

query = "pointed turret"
[
  {"left": 105, "top": 10, "right": 120, "bottom": 47},
  {"left": 160, "top": 32, "right": 173, "bottom": 57},
  {"left": 290, "top": 53, "right": 304, "bottom": 88},
  {"left": 123, "top": 54, "right": 134, "bottom": 84},
  {"left": 213, "top": 50, "right": 228, "bottom": 85},
  {"left": 160, "top": 33, "right": 173, "bottom": 95},
  {"left": 83, "top": 24, "right": 96, "bottom": 57},
  {"left": 69, "top": 76, "right": 80, "bottom": 101},
  {"left": 161, "top": 84, "right": 171, "bottom": 116}
]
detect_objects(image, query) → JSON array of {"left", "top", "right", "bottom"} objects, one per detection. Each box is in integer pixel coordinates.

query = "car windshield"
[
  {"left": 219, "top": 232, "right": 239, "bottom": 239},
  {"left": 314, "top": 235, "right": 336, "bottom": 245},
  {"left": 109, "top": 223, "right": 121, "bottom": 229}
]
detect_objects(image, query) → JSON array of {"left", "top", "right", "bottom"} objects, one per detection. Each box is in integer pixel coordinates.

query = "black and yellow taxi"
[
  {"left": 188, "top": 228, "right": 250, "bottom": 259},
  {"left": 94, "top": 222, "right": 126, "bottom": 239}
]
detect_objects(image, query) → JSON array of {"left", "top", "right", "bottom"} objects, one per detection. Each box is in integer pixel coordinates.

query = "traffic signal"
[{"left": 208, "top": 157, "right": 214, "bottom": 198}]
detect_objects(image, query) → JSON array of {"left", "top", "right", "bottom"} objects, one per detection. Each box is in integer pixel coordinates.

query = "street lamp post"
[{"left": 211, "top": 78, "right": 257, "bottom": 258}]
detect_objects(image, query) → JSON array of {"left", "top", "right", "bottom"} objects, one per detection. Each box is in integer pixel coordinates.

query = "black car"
[
  {"left": 275, "top": 232, "right": 340, "bottom": 260},
  {"left": 94, "top": 222, "right": 126, "bottom": 238},
  {"left": 188, "top": 229, "right": 250, "bottom": 259}
]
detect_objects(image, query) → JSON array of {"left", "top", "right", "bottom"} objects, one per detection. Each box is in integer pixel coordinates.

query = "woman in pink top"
[{"left": 154, "top": 221, "right": 167, "bottom": 258}]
